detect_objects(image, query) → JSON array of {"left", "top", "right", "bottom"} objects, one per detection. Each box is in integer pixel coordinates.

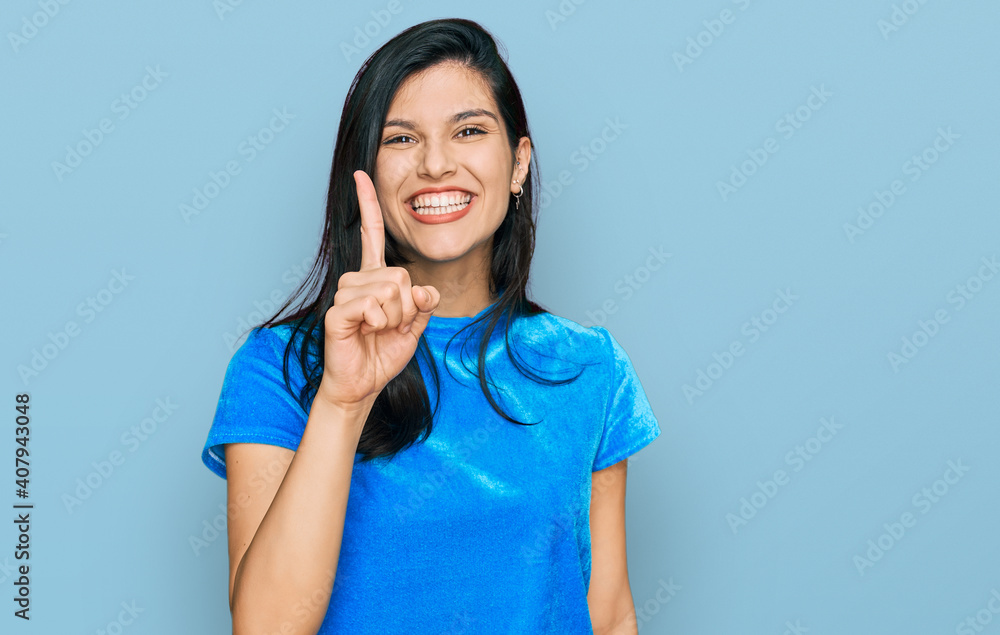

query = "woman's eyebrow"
[
  {"left": 449, "top": 108, "right": 499, "bottom": 125},
  {"left": 384, "top": 109, "right": 499, "bottom": 130}
]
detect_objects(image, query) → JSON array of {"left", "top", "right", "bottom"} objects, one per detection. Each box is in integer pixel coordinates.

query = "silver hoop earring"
[{"left": 512, "top": 160, "right": 523, "bottom": 209}]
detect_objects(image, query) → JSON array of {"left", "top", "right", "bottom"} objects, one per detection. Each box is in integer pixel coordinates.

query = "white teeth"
[
  {"left": 413, "top": 202, "right": 468, "bottom": 216},
  {"left": 410, "top": 192, "right": 472, "bottom": 213}
]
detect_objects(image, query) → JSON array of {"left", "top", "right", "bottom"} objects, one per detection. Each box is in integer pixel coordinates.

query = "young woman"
[{"left": 200, "top": 18, "right": 661, "bottom": 635}]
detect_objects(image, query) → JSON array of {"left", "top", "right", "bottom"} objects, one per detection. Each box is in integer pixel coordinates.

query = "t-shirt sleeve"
[
  {"left": 591, "top": 326, "right": 662, "bottom": 472},
  {"left": 200, "top": 326, "right": 310, "bottom": 480}
]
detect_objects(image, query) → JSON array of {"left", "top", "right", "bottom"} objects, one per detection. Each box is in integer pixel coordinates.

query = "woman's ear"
[{"left": 512, "top": 136, "right": 531, "bottom": 189}]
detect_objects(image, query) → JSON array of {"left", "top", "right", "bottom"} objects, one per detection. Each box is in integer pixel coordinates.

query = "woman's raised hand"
[{"left": 316, "top": 170, "right": 440, "bottom": 411}]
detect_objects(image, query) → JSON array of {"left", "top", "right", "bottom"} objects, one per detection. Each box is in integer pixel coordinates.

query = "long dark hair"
[{"left": 255, "top": 18, "right": 584, "bottom": 462}]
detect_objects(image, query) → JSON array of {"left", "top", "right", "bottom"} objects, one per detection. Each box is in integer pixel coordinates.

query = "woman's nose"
[{"left": 417, "top": 138, "right": 457, "bottom": 179}]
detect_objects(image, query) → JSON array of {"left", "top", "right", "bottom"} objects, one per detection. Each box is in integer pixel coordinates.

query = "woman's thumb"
[
  {"left": 415, "top": 285, "right": 438, "bottom": 310},
  {"left": 409, "top": 285, "right": 438, "bottom": 337}
]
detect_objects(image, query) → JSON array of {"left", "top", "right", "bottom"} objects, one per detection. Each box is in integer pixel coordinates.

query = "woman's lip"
[
  {"left": 408, "top": 187, "right": 474, "bottom": 198},
  {"left": 407, "top": 195, "right": 476, "bottom": 224}
]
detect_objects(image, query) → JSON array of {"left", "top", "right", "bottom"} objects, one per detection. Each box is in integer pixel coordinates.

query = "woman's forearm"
[{"left": 230, "top": 397, "right": 372, "bottom": 635}]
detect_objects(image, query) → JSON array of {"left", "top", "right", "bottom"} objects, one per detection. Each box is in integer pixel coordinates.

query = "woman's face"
[{"left": 374, "top": 61, "right": 529, "bottom": 274}]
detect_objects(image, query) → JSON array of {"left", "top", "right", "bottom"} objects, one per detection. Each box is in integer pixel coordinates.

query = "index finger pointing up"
[{"left": 354, "top": 169, "right": 386, "bottom": 270}]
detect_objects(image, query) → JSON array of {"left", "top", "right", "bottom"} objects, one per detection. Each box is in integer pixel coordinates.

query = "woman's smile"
[{"left": 407, "top": 190, "right": 477, "bottom": 224}]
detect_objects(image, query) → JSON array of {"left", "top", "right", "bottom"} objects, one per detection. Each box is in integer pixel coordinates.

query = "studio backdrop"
[{"left": 2, "top": 0, "right": 997, "bottom": 633}]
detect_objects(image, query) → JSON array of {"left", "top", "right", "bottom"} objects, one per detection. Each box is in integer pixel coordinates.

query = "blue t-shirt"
[{"left": 201, "top": 301, "right": 661, "bottom": 634}]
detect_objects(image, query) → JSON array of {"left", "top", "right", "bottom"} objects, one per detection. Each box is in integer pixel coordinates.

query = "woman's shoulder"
[
  {"left": 229, "top": 324, "right": 287, "bottom": 362},
  {"left": 226, "top": 319, "right": 315, "bottom": 377},
  {"left": 514, "top": 308, "right": 615, "bottom": 364},
  {"left": 241, "top": 317, "right": 315, "bottom": 349}
]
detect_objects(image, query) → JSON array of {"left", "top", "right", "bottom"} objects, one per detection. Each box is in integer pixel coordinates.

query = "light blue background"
[{"left": 2, "top": 1, "right": 998, "bottom": 633}]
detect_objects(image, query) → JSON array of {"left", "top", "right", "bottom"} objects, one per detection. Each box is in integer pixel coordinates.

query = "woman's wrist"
[{"left": 310, "top": 392, "right": 375, "bottom": 434}]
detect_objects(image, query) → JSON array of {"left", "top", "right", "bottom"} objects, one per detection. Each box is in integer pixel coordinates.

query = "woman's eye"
[
  {"left": 457, "top": 126, "right": 486, "bottom": 138},
  {"left": 383, "top": 135, "right": 414, "bottom": 145}
]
